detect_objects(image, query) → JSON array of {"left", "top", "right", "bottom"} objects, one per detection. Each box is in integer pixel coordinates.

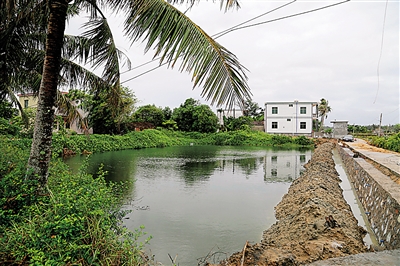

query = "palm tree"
[
  {"left": 1, "top": 0, "right": 126, "bottom": 126},
  {"left": 318, "top": 98, "right": 332, "bottom": 132},
  {"left": 4, "top": 0, "right": 251, "bottom": 188}
]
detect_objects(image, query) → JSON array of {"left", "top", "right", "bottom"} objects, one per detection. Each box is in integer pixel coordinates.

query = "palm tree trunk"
[
  {"left": 319, "top": 115, "right": 325, "bottom": 132},
  {"left": 27, "top": 0, "right": 69, "bottom": 188}
]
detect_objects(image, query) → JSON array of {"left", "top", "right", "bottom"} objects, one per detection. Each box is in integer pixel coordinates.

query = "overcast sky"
[{"left": 66, "top": 0, "right": 399, "bottom": 126}]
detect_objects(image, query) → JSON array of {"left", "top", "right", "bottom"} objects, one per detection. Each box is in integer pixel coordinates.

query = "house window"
[
  {"left": 300, "top": 122, "right": 306, "bottom": 129},
  {"left": 272, "top": 122, "right": 278, "bottom": 129},
  {"left": 24, "top": 100, "right": 29, "bottom": 108},
  {"left": 271, "top": 169, "right": 277, "bottom": 177},
  {"left": 300, "top": 155, "right": 306, "bottom": 163},
  {"left": 300, "top": 107, "right": 306, "bottom": 114},
  {"left": 272, "top": 107, "right": 278, "bottom": 114},
  {"left": 289, "top": 104, "right": 293, "bottom": 107},
  {"left": 287, "top": 118, "right": 291, "bottom": 121}
]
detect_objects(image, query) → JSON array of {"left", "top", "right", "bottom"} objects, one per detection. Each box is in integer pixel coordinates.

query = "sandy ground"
[{"left": 344, "top": 139, "right": 400, "bottom": 184}]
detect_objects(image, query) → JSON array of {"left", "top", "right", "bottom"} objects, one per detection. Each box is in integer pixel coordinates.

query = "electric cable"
[
  {"left": 121, "top": 0, "right": 350, "bottom": 84},
  {"left": 373, "top": 0, "right": 389, "bottom": 104}
]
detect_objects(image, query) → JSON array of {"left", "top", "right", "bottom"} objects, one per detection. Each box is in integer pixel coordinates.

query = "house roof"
[
  {"left": 330, "top": 120, "right": 348, "bottom": 123},
  {"left": 265, "top": 101, "right": 318, "bottom": 105}
]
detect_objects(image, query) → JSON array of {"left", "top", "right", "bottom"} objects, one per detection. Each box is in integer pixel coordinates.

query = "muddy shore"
[{"left": 212, "top": 142, "right": 369, "bottom": 265}]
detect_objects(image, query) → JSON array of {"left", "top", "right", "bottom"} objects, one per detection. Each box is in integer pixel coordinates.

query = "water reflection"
[{"left": 64, "top": 145, "right": 312, "bottom": 265}]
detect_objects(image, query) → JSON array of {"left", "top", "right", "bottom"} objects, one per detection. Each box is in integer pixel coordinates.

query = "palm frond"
[
  {"left": 165, "top": 0, "right": 241, "bottom": 11},
  {"left": 81, "top": 18, "right": 121, "bottom": 86},
  {"left": 59, "top": 56, "right": 110, "bottom": 92},
  {"left": 123, "top": 0, "right": 251, "bottom": 109},
  {"left": 56, "top": 91, "right": 89, "bottom": 133},
  {"left": 62, "top": 34, "right": 132, "bottom": 81}
]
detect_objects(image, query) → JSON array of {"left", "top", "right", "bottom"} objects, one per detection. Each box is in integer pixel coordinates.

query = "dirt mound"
[{"left": 213, "top": 143, "right": 368, "bottom": 266}]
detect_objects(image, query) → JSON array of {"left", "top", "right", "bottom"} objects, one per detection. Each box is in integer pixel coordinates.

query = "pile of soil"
[{"left": 213, "top": 143, "right": 368, "bottom": 266}]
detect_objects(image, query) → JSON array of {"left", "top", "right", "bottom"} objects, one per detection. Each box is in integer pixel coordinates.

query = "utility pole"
[{"left": 378, "top": 113, "right": 382, "bottom": 136}]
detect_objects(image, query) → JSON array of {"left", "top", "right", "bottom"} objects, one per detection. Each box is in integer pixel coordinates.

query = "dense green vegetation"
[
  {"left": 0, "top": 137, "right": 149, "bottom": 265},
  {"left": 369, "top": 132, "right": 400, "bottom": 152},
  {"left": 51, "top": 129, "right": 315, "bottom": 157}
]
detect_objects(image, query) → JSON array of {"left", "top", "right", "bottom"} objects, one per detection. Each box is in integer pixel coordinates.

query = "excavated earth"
[{"left": 211, "top": 143, "right": 369, "bottom": 266}]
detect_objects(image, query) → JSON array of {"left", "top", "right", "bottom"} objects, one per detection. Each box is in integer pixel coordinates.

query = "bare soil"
[
  {"left": 209, "top": 143, "right": 369, "bottom": 266},
  {"left": 350, "top": 142, "right": 396, "bottom": 154}
]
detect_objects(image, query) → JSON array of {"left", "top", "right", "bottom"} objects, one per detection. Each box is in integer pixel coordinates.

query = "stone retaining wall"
[
  {"left": 217, "top": 143, "right": 369, "bottom": 265},
  {"left": 337, "top": 144, "right": 400, "bottom": 250}
]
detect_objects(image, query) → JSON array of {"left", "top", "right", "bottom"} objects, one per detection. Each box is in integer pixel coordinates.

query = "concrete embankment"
[
  {"left": 337, "top": 141, "right": 400, "bottom": 250},
  {"left": 215, "top": 143, "right": 368, "bottom": 265}
]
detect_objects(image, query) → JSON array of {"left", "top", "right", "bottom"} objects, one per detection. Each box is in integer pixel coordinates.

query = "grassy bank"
[
  {"left": 52, "top": 129, "right": 314, "bottom": 157},
  {"left": 0, "top": 130, "right": 313, "bottom": 265}
]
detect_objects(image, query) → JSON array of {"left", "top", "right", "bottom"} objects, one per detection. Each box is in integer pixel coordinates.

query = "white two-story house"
[{"left": 264, "top": 101, "right": 318, "bottom": 136}]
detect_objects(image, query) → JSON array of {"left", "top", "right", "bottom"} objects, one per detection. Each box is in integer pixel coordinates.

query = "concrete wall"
[{"left": 337, "top": 145, "right": 400, "bottom": 250}]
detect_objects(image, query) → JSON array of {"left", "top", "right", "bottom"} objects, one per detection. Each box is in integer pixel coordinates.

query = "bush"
[
  {"left": 0, "top": 138, "right": 149, "bottom": 265},
  {"left": 294, "top": 136, "right": 314, "bottom": 146},
  {"left": 0, "top": 157, "right": 149, "bottom": 265},
  {"left": 0, "top": 118, "right": 20, "bottom": 136},
  {"left": 369, "top": 133, "right": 400, "bottom": 152}
]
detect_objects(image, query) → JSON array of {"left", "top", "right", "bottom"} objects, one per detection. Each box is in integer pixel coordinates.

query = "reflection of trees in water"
[
  {"left": 179, "top": 160, "right": 218, "bottom": 184},
  {"left": 69, "top": 153, "right": 137, "bottom": 198},
  {"left": 233, "top": 157, "right": 263, "bottom": 178}
]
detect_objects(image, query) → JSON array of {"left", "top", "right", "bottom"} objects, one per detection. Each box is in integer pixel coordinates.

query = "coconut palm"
[
  {"left": 318, "top": 98, "right": 332, "bottom": 132},
  {"left": 3, "top": 0, "right": 251, "bottom": 188},
  {"left": 0, "top": 0, "right": 127, "bottom": 127}
]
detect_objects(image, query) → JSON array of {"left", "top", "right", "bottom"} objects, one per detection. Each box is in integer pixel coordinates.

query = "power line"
[
  {"left": 373, "top": 0, "right": 389, "bottom": 104},
  {"left": 216, "top": 0, "right": 350, "bottom": 37},
  {"left": 121, "top": 0, "right": 350, "bottom": 84},
  {"left": 213, "top": 0, "right": 297, "bottom": 39},
  {"left": 121, "top": 1, "right": 296, "bottom": 82}
]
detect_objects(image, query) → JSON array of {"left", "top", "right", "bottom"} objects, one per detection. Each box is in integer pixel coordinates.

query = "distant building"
[
  {"left": 264, "top": 100, "right": 318, "bottom": 136},
  {"left": 18, "top": 92, "right": 92, "bottom": 134},
  {"left": 330, "top": 120, "right": 348, "bottom": 138},
  {"left": 17, "top": 93, "right": 38, "bottom": 111}
]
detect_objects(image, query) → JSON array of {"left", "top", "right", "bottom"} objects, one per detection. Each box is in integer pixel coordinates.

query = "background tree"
[
  {"left": 223, "top": 116, "right": 253, "bottom": 131},
  {"left": 243, "top": 99, "right": 264, "bottom": 120},
  {"left": 172, "top": 98, "right": 199, "bottom": 132},
  {"left": 192, "top": 104, "right": 219, "bottom": 133},
  {"left": 90, "top": 86, "right": 137, "bottom": 134},
  {"left": 132, "top": 104, "right": 164, "bottom": 127},
  {"left": 318, "top": 98, "right": 332, "bottom": 132},
  {"left": 172, "top": 98, "right": 219, "bottom": 133},
  {"left": 162, "top": 106, "right": 173, "bottom": 121}
]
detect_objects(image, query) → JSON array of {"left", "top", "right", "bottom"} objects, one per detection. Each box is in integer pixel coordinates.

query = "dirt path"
[{"left": 210, "top": 143, "right": 368, "bottom": 266}]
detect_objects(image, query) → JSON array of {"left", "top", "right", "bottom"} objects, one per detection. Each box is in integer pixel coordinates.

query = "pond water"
[{"left": 65, "top": 145, "right": 312, "bottom": 265}]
